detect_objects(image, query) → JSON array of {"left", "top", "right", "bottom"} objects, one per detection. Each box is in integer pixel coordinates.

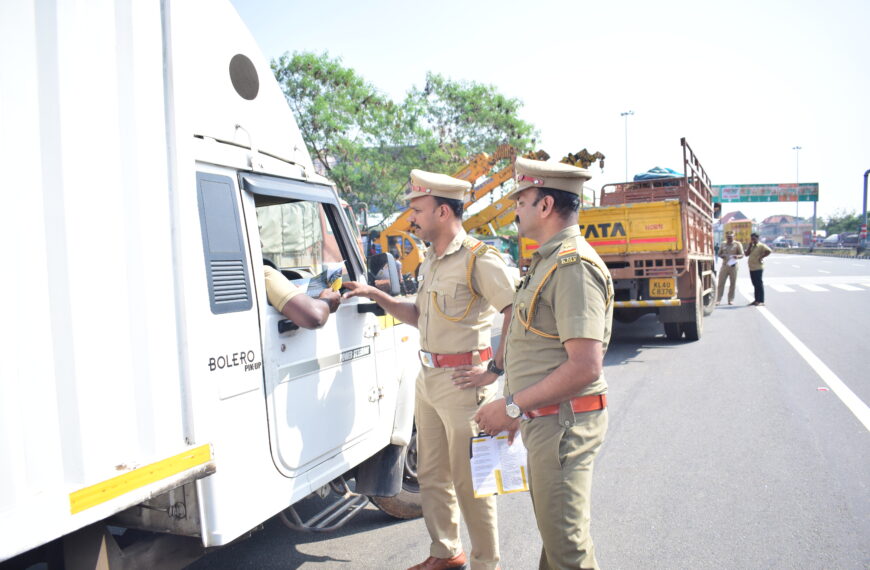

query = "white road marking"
[
  {"left": 770, "top": 283, "right": 795, "bottom": 293},
  {"left": 799, "top": 284, "right": 827, "bottom": 292},
  {"left": 756, "top": 307, "right": 870, "bottom": 432},
  {"left": 792, "top": 265, "right": 801, "bottom": 268},
  {"left": 862, "top": 283, "right": 870, "bottom": 288},
  {"left": 818, "top": 269, "right": 831, "bottom": 274},
  {"left": 830, "top": 284, "right": 863, "bottom": 291},
  {"left": 853, "top": 264, "right": 865, "bottom": 267}
]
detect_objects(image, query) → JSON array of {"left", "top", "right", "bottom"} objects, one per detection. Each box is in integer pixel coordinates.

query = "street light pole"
[
  {"left": 621, "top": 110, "right": 634, "bottom": 182},
  {"left": 793, "top": 145, "right": 801, "bottom": 240}
]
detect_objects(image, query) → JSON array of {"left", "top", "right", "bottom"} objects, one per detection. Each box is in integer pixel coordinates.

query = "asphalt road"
[{"left": 187, "top": 253, "right": 870, "bottom": 569}]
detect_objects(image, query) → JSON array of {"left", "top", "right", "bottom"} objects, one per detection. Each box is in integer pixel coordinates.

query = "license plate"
[{"left": 650, "top": 278, "right": 675, "bottom": 298}]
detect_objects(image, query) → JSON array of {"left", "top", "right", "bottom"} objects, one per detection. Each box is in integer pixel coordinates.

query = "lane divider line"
[{"left": 753, "top": 305, "right": 870, "bottom": 433}]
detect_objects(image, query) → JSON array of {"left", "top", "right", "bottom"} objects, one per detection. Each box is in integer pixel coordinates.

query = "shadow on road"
[
  {"left": 185, "top": 496, "right": 409, "bottom": 569},
  {"left": 605, "top": 314, "right": 681, "bottom": 366}
]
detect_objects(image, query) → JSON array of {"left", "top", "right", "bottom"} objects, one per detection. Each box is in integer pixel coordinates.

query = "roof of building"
[{"left": 720, "top": 211, "right": 748, "bottom": 223}]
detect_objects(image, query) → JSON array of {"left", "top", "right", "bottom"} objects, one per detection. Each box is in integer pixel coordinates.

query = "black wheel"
[
  {"left": 681, "top": 278, "right": 704, "bottom": 341},
  {"left": 370, "top": 431, "right": 422, "bottom": 520},
  {"left": 663, "top": 322, "right": 682, "bottom": 340},
  {"left": 703, "top": 275, "right": 717, "bottom": 316}
]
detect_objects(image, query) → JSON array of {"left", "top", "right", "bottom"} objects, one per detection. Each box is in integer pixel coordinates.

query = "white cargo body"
[{"left": 0, "top": 0, "right": 419, "bottom": 563}]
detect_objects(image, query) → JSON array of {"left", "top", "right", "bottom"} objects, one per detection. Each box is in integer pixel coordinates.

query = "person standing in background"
[
  {"left": 746, "top": 232, "right": 772, "bottom": 306},
  {"left": 716, "top": 230, "right": 744, "bottom": 305}
]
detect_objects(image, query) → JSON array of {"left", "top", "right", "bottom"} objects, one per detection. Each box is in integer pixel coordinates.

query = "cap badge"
[{"left": 517, "top": 174, "right": 545, "bottom": 186}]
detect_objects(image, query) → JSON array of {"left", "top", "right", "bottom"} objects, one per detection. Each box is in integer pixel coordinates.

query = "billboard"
[{"left": 712, "top": 183, "right": 819, "bottom": 203}]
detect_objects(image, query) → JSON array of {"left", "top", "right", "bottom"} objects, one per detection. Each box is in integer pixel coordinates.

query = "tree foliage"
[
  {"left": 271, "top": 52, "right": 537, "bottom": 221},
  {"left": 820, "top": 210, "right": 864, "bottom": 235}
]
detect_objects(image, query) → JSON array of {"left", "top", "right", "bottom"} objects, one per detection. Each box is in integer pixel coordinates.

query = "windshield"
[{"left": 257, "top": 200, "right": 345, "bottom": 276}]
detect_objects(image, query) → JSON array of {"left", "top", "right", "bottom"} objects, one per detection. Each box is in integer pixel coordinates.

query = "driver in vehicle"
[{"left": 264, "top": 265, "right": 340, "bottom": 329}]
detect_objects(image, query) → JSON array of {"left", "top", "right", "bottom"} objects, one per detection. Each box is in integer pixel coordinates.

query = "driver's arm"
[{"left": 264, "top": 266, "right": 338, "bottom": 329}]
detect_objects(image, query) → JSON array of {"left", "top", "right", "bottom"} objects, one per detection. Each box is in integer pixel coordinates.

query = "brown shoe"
[{"left": 407, "top": 552, "right": 468, "bottom": 570}]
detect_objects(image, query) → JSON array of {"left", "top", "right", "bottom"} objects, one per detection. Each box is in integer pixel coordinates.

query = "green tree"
[
  {"left": 271, "top": 52, "right": 537, "bottom": 222},
  {"left": 820, "top": 210, "right": 862, "bottom": 235}
]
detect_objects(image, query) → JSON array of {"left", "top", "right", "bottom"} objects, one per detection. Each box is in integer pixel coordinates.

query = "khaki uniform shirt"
[
  {"left": 746, "top": 242, "right": 772, "bottom": 270},
  {"left": 505, "top": 226, "right": 613, "bottom": 398},
  {"left": 264, "top": 265, "right": 302, "bottom": 311},
  {"left": 415, "top": 230, "right": 516, "bottom": 354},
  {"left": 718, "top": 240, "right": 745, "bottom": 262}
]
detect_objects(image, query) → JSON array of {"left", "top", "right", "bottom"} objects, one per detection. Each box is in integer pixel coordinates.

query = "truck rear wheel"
[
  {"left": 370, "top": 431, "right": 422, "bottom": 520},
  {"left": 702, "top": 274, "right": 717, "bottom": 316},
  {"left": 681, "top": 279, "right": 704, "bottom": 341},
  {"left": 663, "top": 322, "right": 682, "bottom": 340}
]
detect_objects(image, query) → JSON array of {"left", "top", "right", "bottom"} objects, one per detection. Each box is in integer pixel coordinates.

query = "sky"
[{"left": 230, "top": 0, "right": 869, "bottom": 224}]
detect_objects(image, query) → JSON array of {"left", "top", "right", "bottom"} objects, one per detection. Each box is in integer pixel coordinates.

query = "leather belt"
[
  {"left": 419, "top": 347, "right": 493, "bottom": 368},
  {"left": 526, "top": 394, "right": 607, "bottom": 419}
]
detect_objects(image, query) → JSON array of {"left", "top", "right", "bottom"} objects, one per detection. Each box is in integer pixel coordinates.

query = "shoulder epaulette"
[
  {"left": 463, "top": 235, "right": 488, "bottom": 258},
  {"left": 557, "top": 239, "right": 580, "bottom": 266}
]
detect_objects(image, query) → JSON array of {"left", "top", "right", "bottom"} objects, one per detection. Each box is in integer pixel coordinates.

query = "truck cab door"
[{"left": 241, "top": 174, "right": 381, "bottom": 478}]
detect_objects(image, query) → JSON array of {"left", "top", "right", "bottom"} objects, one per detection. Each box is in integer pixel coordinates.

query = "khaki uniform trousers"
[
  {"left": 415, "top": 366, "right": 499, "bottom": 569},
  {"left": 717, "top": 263, "right": 739, "bottom": 303},
  {"left": 521, "top": 408, "right": 608, "bottom": 570}
]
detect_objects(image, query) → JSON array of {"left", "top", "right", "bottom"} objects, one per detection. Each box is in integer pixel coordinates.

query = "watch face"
[{"left": 506, "top": 403, "right": 521, "bottom": 419}]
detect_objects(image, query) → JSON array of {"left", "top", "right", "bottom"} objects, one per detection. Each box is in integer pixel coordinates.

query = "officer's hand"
[
  {"left": 474, "top": 399, "right": 521, "bottom": 440},
  {"left": 451, "top": 365, "right": 496, "bottom": 389},
  {"left": 318, "top": 289, "right": 341, "bottom": 313},
  {"left": 341, "top": 281, "right": 375, "bottom": 300}
]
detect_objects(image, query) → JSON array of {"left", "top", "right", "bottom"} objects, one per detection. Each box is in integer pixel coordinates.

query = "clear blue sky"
[{"left": 231, "top": 0, "right": 869, "bottom": 223}]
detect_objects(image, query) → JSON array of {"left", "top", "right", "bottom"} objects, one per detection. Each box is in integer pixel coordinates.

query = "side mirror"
[{"left": 367, "top": 252, "right": 402, "bottom": 296}]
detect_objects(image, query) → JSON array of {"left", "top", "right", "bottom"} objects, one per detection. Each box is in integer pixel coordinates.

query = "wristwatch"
[
  {"left": 505, "top": 394, "right": 522, "bottom": 419},
  {"left": 486, "top": 359, "right": 504, "bottom": 376}
]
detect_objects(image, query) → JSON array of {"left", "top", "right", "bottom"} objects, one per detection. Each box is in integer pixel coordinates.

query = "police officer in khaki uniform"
[
  {"left": 717, "top": 230, "right": 745, "bottom": 305},
  {"left": 343, "top": 169, "right": 516, "bottom": 570},
  {"left": 475, "top": 157, "right": 613, "bottom": 570}
]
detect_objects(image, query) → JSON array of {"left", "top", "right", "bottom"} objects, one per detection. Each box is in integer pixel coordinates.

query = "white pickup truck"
[{"left": 0, "top": 0, "right": 421, "bottom": 566}]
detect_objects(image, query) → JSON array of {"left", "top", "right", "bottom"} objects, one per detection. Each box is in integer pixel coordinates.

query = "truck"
[
  {"left": 724, "top": 219, "right": 754, "bottom": 250},
  {"left": 583, "top": 138, "right": 717, "bottom": 341},
  {"left": 0, "top": 0, "right": 422, "bottom": 566}
]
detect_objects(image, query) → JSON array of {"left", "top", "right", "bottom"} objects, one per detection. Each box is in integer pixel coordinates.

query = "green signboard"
[{"left": 712, "top": 183, "right": 819, "bottom": 203}]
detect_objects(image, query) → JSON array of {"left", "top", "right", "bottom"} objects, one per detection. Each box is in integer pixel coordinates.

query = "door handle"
[
  {"left": 357, "top": 303, "right": 386, "bottom": 316},
  {"left": 278, "top": 319, "right": 299, "bottom": 333}
]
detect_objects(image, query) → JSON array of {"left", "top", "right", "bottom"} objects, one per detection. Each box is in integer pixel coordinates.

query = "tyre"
[
  {"left": 370, "top": 431, "right": 422, "bottom": 520},
  {"left": 663, "top": 322, "right": 682, "bottom": 340},
  {"left": 681, "top": 278, "right": 704, "bottom": 341},
  {"left": 702, "top": 275, "right": 717, "bottom": 317}
]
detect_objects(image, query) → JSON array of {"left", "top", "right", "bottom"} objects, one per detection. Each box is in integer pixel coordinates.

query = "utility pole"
[
  {"left": 621, "top": 110, "right": 634, "bottom": 182},
  {"left": 862, "top": 169, "right": 869, "bottom": 250},
  {"left": 793, "top": 145, "right": 801, "bottom": 241}
]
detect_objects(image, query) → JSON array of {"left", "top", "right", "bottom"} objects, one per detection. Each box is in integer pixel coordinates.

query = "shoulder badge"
[
  {"left": 557, "top": 239, "right": 580, "bottom": 266},
  {"left": 463, "top": 236, "right": 488, "bottom": 258}
]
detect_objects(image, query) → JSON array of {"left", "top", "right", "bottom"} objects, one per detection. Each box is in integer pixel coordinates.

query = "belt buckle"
[{"left": 419, "top": 351, "right": 435, "bottom": 368}]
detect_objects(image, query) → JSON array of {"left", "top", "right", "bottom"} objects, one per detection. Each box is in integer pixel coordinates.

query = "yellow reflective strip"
[
  {"left": 612, "top": 299, "right": 682, "bottom": 308},
  {"left": 378, "top": 314, "right": 403, "bottom": 329},
  {"left": 69, "top": 444, "right": 213, "bottom": 514}
]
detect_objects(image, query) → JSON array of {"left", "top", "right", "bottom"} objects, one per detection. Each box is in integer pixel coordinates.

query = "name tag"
[{"left": 560, "top": 255, "right": 578, "bottom": 265}]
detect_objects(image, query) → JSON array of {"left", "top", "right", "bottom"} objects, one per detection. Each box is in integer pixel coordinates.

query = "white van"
[{"left": 0, "top": 0, "right": 420, "bottom": 565}]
